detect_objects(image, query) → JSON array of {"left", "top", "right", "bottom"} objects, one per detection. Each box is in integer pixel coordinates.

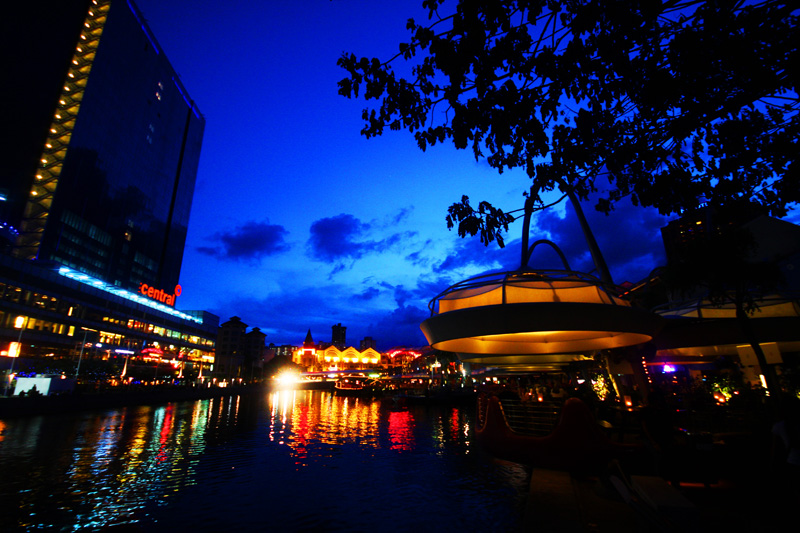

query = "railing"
[{"left": 496, "top": 397, "right": 562, "bottom": 436}]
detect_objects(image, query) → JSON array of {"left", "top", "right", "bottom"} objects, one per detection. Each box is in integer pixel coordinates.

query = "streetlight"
[
  {"left": 75, "top": 328, "right": 90, "bottom": 379},
  {"left": 4, "top": 315, "right": 27, "bottom": 396}
]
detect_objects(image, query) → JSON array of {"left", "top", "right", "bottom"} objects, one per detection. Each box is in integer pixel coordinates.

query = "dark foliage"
[{"left": 339, "top": 0, "right": 799, "bottom": 243}]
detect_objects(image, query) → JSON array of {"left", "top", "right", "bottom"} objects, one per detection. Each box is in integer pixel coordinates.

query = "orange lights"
[{"left": 8, "top": 342, "right": 21, "bottom": 358}]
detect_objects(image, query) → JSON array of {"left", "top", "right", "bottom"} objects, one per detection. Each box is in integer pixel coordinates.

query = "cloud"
[
  {"left": 197, "top": 220, "right": 290, "bottom": 262},
  {"left": 389, "top": 206, "right": 414, "bottom": 225},
  {"left": 433, "top": 234, "right": 516, "bottom": 274},
  {"left": 213, "top": 282, "right": 430, "bottom": 351},
  {"left": 306, "top": 212, "right": 417, "bottom": 274},
  {"left": 365, "top": 304, "right": 429, "bottom": 349},
  {"left": 307, "top": 213, "right": 367, "bottom": 262},
  {"left": 422, "top": 192, "right": 670, "bottom": 285},
  {"left": 785, "top": 209, "right": 800, "bottom": 226},
  {"left": 532, "top": 194, "right": 670, "bottom": 283},
  {"left": 353, "top": 287, "right": 381, "bottom": 301}
]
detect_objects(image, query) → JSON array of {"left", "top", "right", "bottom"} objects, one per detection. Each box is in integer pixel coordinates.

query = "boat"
[
  {"left": 382, "top": 374, "right": 477, "bottom": 405},
  {"left": 475, "top": 394, "right": 644, "bottom": 473},
  {"left": 334, "top": 376, "right": 382, "bottom": 397}
]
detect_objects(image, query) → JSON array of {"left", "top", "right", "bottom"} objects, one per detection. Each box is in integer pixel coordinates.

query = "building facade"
[
  {"left": 0, "top": 0, "right": 216, "bottom": 375},
  {"left": 216, "top": 317, "right": 268, "bottom": 379},
  {"left": 292, "top": 329, "right": 391, "bottom": 373}
]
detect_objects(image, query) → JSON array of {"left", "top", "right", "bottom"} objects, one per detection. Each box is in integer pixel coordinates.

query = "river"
[{"left": 0, "top": 389, "right": 530, "bottom": 532}]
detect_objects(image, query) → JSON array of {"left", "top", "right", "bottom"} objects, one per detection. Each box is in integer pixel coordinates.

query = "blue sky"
[{"left": 134, "top": 0, "right": 797, "bottom": 350}]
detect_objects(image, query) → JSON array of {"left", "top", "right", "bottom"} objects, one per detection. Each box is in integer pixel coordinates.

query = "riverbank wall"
[{"left": 0, "top": 384, "right": 267, "bottom": 419}]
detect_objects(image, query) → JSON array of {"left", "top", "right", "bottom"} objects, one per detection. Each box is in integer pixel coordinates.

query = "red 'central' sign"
[{"left": 138, "top": 283, "right": 182, "bottom": 307}]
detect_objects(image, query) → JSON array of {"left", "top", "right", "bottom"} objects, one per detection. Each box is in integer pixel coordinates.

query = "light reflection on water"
[{"left": 0, "top": 391, "right": 529, "bottom": 532}]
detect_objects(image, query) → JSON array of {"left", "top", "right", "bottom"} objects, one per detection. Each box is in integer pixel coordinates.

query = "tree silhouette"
[{"left": 338, "top": 0, "right": 799, "bottom": 245}]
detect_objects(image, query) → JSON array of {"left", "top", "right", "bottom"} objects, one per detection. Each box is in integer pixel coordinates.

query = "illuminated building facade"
[
  {"left": 317, "top": 345, "right": 383, "bottom": 372},
  {"left": 0, "top": 0, "right": 216, "bottom": 370},
  {"left": 292, "top": 329, "right": 387, "bottom": 373}
]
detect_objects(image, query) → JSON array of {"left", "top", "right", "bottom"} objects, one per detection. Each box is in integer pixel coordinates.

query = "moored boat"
[
  {"left": 475, "top": 394, "right": 644, "bottom": 473},
  {"left": 382, "top": 374, "right": 477, "bottom": 405},
  {"left": 334, "top": 376, "right": 382, "bottom": 396}
]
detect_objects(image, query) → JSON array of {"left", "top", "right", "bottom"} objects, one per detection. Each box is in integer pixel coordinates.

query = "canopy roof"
[{"left": 421, "top": 270, "right": 663, "bottom": 359}]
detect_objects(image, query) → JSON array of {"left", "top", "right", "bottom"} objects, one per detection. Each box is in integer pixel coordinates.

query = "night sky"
[{"left": 134, "top": 0, "right": 798, "bottom": 350}]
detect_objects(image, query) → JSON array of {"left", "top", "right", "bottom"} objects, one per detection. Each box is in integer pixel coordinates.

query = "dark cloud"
[
  {"left": 217, "top": 287, "right": 356, "bottom": 347},
  {"left": 785, "top": 209, "right": 800, "bottom": 226},
  {"left": 405, "top": 240, "right": 433, "bottom": 267},
  {"left": 365, "top": 304, "right": 429, "bottom": 349},
  {"left": 307, "top": 213, "right": 367, "bottom": 262},
  {"left": 393, "top": 285, "right": 414, "bottom": 307},
  {"left": 353, "top": 287, "right": 381, "bottom": 301},
  {"left": 216, "top": 287, "right": 430, "bottom": 351},
  {"left": 411, "top": 277, "right": 453, "bottom": 302},
  {"left": 424, "top": 193, "right": 670, "bottom": 285},
  {"left": 306, "top": 213, "right": 416, "bottom": 274},
  {"left": 390, "top": 206, "right": 414, "bottom": 225},
  {"left": 197, "top": 220, "right": 290, "bottom": 262},
  {"left": 532, "top": 194, "right": 670, "bottom": 283},
  {"left": 433, "top": 234, "right": 517, "bottom": 274}
]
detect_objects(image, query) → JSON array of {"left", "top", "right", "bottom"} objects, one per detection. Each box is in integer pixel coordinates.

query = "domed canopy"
[{"left": 421, "top": 270, "right": 662, "bottom": 359}]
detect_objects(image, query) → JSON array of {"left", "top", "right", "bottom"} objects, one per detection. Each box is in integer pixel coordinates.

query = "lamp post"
[
  {"left": 4, "top": 316, "right": 27, "bottom": 396},
  {"left": 75, "top": 329, "right": 90, "bottom": 380}
]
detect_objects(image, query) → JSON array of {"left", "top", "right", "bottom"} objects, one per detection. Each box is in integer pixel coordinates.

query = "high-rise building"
[
  {"left": 331, "top": 323, "right": 346, "bottom": 349},
  {"left": 3, "top": 0, "right": 203, "bottom": 293},
  {"left": 0, "top": 0, "right": 216, "bottom": 370}
]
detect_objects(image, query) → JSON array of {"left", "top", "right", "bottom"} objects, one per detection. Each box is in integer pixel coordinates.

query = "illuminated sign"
[
  {"left": 138, "top": 284, "right": 182, "bottom": 307},
  {"left": 58, "top": 267, "right": 201, "bottom": 324},
  {"left": 387, "top": 349, "right": 421, "bottom": 359}
]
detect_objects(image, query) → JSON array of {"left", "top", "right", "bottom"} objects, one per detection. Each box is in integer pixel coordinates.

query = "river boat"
[
  {"left": 475, "top": 393, "right": 644, "bottom": 473},
  {"left": 383, "top": 374, "right": 476, "bottom": 405},
  {"left": 334, "top": 376, "right": 382, "bottom": 397}
]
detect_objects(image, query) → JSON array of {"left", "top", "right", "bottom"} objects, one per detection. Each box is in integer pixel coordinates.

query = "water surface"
[{"left": 0, "top": 390, "right": 529, "bottom": 531}]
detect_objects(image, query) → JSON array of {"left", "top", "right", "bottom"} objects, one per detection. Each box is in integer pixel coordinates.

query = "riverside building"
[{"left": 0, "top": 0, "right": 217, "bottom": 374}]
